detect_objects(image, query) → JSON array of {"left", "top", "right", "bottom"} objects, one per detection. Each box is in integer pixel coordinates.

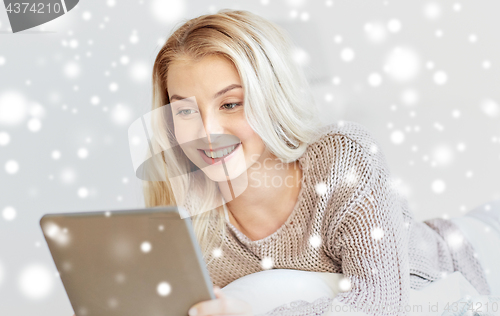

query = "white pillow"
[{"left": 221, "top": 269, "right": 480, "bottom": 316}]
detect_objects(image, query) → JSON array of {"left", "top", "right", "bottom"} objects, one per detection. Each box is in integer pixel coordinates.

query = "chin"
[{"left": 201, "top": 160, "right": 248, "bottom": 182}]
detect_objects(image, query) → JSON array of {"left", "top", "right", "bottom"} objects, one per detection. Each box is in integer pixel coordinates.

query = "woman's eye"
[
  {"left": 176, "top": 109, "right": 196, "bottom": 116},
  {"left": 221, "top": 103, "right": 242, "bottom": 110}
]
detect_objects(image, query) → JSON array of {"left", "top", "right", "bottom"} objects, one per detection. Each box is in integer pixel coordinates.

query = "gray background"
[{"left": 0, "top": 0, "right": 499, "bottom": 315}]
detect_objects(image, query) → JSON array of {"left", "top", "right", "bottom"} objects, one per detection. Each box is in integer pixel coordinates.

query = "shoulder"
[
  {"left": 299, "top": 120, "right": 393, "bottom": 216},
  {"left": 300, "top": 120, "right": 385, "bottom": 175},
  {"left": 308, "top": 120, "right": 381, "bottom": 158}
]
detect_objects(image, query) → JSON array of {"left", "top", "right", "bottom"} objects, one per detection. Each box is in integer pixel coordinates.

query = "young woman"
[{"left": 137, "top": 9, "right": 499, "bottom": 316}]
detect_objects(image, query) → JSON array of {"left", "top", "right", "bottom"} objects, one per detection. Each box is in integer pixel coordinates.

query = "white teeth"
[{"left": 203, "top": 144, "right": 237, "bottom": 159}]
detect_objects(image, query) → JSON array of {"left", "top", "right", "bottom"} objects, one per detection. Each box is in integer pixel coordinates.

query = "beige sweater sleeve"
[
  {"left": 323, "top": 129, "right": 410, "bottom": 316},
  {"left": 256, "top": 125, "right": 411, "bottom": 316},
  {"left": 330, "top": 164, "right": 411, "bottom": 315}
]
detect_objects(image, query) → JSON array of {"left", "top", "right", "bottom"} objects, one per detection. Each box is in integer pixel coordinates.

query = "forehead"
[{"left": 166, "top": 55, "right": 241, "bottom": 92}]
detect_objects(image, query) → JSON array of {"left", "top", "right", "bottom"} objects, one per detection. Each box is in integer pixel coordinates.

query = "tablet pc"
[{"left": 39, "top": 206, "right": 215, "bottom": 316}]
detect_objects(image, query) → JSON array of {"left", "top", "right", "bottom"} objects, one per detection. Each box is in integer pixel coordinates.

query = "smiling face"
[{"left": 166, "top": 54, "right": 267, "bottom": 182}]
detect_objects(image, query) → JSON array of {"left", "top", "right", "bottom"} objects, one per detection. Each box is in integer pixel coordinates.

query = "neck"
[{"left": 218, "top": 149, "right": 303, "bottom": 240}]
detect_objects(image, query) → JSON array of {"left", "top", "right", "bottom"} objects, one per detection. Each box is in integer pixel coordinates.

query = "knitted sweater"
[{"left": 204, "top": 120, "right": 490, "bottom": 316}]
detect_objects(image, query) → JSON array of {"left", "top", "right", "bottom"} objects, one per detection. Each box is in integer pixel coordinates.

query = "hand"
[{"left": 188, "top": 286, "right": 253, "bottom": 316}]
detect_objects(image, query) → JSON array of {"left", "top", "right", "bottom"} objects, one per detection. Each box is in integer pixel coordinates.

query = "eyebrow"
[{"left": 169, "top": 84, "right": 242, "bottom": 102}]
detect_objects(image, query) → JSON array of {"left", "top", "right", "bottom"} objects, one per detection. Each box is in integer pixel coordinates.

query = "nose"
[{"left": 199, "top": 108, "right": 224, "bottom": 145}]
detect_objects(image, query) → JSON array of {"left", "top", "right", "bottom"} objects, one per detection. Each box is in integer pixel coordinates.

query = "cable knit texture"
[{"left": 204, "top": 120, "right": 491, "bottom": 316}]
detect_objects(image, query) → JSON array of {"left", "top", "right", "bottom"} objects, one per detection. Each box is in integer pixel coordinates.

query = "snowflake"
[
  {"left": 338, "top": 277, "right": 352, "bottom": 291},
  {"left": 431, "top": 179, "right": 446, "bottom": 194},
  {"left": 261, "top": 257, "right": 274, "bottom": 270},
  {"left": 120, "top": 56, "right": 130, "bottom": 65},
  {"left": 109, "top": 82, "right": 119, "bottom": 92},
  {"left": 384, "top": 47, "right": 420, "bottom": 82},
  {"left": 432, "top": 145, "right": 454, "bottom": 166},
  {"left": 423, "top": 3, "right": 442, "bottom": 20},
  {"left": 5, "top": 160, "right": 19, "bottom": 174},
  {"left": 0, "top": 132, "right": 10, "bottom": 146},
  {"left": 291, "top": 47, "right": 310, "bottom": 67},
  {"left": 77, "top": 187, "right": 89, "bottom": 198},
  {"left": 90, "top": 96, "right": 100, "bottom": 105},
  {"left": 364, "top": 22, "right": 387, "bottom": 43},
  {"left": 309, "top": 235, "right": 322, "bottom": 248},
  {"left": 151, "top": 0, "right": 186, "bottom": 24},
  {"left": 343, "top": 168, "right": 359, "bottom": 186},
  {"left": 340, "top": 47, "right": 355, "bottom": 62},
  {"left": 43, "top": 222, "right": 70, "bottom": 246},
  {"left": 82, "top": 11, "right": 92, "bottom": 21},
  {"left": 63, "top": 61, "right": 81, "bottom": 79},
  {"left": 107, "top": 298, "right": 118, "bottom": 309},
  {"left": 387, "top": 19, "right": 402, "bottom": 33},
  {"left": 390, "top": 130, "right": 405, "bottom": 145},
  {"left": 140, "top": 241, "right": 152, "bottom": 253},
  {"left": 332, "top": 76, "right": 341, "bottom": 85},
  {"left": 401, "top": 89, "right": 419, "bottom": 105},
  {"left": 0, "top": 91, "right": 28, "bottom": 125},
  {"left": 77, "top": 148, "right": 88, "bottom": 159},
  {"left": 115, "top": 273, "right": 126, "bottom": 283},
  {"left": 19, "top": 264, "right": 54, "bottom": 300},
  {"left": 480, "top": 99, "right": 499, "bottom": 118},
  {"left": 315, "top": 182, "right": 327, "bottom": 195},
  {"left": 368, "top": 73, "right": 383, "bottom": 87},
  {"left": 434, "top": 122, "right": 444, "bottom": 132},
  {"left": 212, "top": 248, "right": 223, "bottom": 258},
  {"left": 433, "top": 70, "right": 448, "bottom": 85},
  {"left": 446, "top": 232, "right": 464, "bottom": 250},
  {"left": 157, "top": 281, "right": 172, "bottom": 296},
  {"left": 456, "top": 142, "right": 466, "bottom": 152},
  {"left": 2, "top": 206, "right": 16, "bottom": 221},
  {"left": 371, "top": 227, "right": 384, "bottom": 240}
]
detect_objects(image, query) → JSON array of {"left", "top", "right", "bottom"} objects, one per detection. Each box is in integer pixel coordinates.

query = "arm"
[
  {"left": 331, "top": 186, "right": 411, "bottom": 316},
  {"left": 326, "top": 133, "right": 411, "bottom": 316},
  {"left": 256, "top": 128, "right": 407, "bottom": 316},
  {"left": 259, "top": 122, "right": 411, "bottom": 316}
]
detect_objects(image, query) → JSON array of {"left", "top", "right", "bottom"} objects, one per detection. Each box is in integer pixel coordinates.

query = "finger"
[
  {"left": 214, "top": 286, "right": 226, "bottom": 300},
  {"left": 190, "top": 297, "right": 245, "bottom": 316}
]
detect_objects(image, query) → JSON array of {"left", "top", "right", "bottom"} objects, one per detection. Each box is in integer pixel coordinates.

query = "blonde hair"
[{"left": 144, "top": 9, "right": 323, "bottom": 264}]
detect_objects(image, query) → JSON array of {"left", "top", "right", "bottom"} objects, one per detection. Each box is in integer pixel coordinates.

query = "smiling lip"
[
  {"left": 197, "top": 143, "right": 241, "bottom": 165},
  {"left": 198, "top": 143, "right": 240, "bottom": 152}
]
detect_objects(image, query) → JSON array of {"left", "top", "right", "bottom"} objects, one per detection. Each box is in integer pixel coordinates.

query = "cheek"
[
  {"left": 229, "top": 115, "right": 265, "bottom": 149},
  {"left": 239, "top": 126, "right": 265, "bottom": 151},
  {"left": 173, "top": 122, "right": 196, "bottom": 145}
]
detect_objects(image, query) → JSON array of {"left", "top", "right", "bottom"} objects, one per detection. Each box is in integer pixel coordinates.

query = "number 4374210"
[{"left": 6, "top": 2, "right": 63, "bottom": 14}]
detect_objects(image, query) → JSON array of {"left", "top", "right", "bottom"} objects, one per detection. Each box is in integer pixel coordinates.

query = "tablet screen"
[{"left": 40, "top": 207, "right": 214, "bottom": 316}]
